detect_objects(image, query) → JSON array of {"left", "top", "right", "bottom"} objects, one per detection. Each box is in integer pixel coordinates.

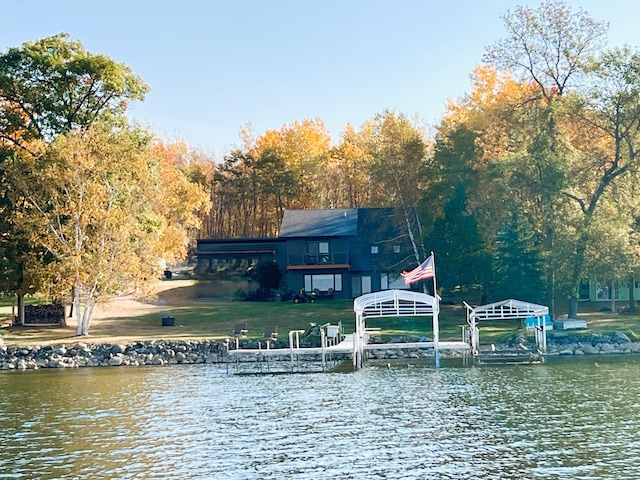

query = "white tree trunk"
[
  {"left": 74, "top": 285, "right": 97, "bottom": 336},
  {"left": 74, "top": 285, "right": 82, "bottom": 336}
]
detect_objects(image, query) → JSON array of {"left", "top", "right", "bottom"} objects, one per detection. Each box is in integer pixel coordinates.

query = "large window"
[
  {"left": 307, "top": 242, "right": 330, "bottom": 263},
  {"left": 351, "top": 276, "right": 372, "bottom": 297},
  {"left": 596, "top": 280, "right": 620, "bottom": 300},
  {"left": 305, "top": 274, "right": 342, "bottom": 292}
]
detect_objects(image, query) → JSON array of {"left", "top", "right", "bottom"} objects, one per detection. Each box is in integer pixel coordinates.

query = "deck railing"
[{"left": 287, "top": 251, "right": 349, "bottom": 266}]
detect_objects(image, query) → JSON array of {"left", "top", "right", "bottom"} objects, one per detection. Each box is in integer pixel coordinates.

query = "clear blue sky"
[{"left": 3, "top": 0, "right": 640, "bottom": 158}]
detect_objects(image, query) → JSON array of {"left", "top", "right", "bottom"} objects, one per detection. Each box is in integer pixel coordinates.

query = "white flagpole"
[{"left": 431, "top": 251, "right": 440, "bottom": 368}]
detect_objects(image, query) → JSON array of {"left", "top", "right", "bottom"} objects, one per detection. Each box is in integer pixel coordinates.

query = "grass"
[
  {"left": 136, "top": 300, "right": 358, "bottom": 338},
  {"left": 2, "top": 279, "right": 640, "bottom": 347}
]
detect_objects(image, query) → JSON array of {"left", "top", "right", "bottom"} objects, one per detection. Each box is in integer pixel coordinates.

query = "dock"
[{"left": 227, "top": 334, "right": 472, "bottom": 374}]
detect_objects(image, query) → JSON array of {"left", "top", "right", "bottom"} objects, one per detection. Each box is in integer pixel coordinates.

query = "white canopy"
[
  {"left": 465, "top": 298, "right": 550, "bottom": 354},
  {"left": 353, "top": 289, "right": 441, "bottom": 368},
  {"left": 353, "top": 289, "right": 438, "bottom": 318},
  {"left": 467, "top": 298, "right": 548, "bottom": 322}
]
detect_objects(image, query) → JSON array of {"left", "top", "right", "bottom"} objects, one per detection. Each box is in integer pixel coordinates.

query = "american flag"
[{"left": 401, "top": 255, "right": 435, "bottom": 285}]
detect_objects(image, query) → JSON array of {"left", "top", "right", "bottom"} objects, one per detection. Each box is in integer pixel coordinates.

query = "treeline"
[
  {"left": 198, "top": 113, "right": 427, "bottom": 238},
  {"left": 195, "top": 1, "right": 640, "bottom": 318},
  {"left": 2, "top": 1, "right": 640, "bottom": 330},
  {"left": 0, "top": 34, "right": 210, "bottom": 334}
]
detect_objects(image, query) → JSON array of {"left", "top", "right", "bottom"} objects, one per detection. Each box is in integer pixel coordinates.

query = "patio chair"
[
  {"left": 231, "top": 322, "right": 248, "bottom": 338},
  {"left": 230, "top": 322, "right": 248, "bottom": 349},
  {"left": 263, "top": 325, "right": 278, "bottom": 341}
]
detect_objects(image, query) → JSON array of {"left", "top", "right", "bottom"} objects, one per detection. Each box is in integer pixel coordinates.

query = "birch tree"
[
  {"left": 9, "top": 126, "right": 209, "bottom": 335},
  {"left": 0, "top": 33, "right": 149, "bottom": 322},
  {"left": 366, "top": 110, "right": 430, "bottom": 269}
]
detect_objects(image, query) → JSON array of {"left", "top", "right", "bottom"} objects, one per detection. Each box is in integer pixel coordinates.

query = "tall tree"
[
  {"left": 366, "top": 110, "right": 429, "bottom": 268},
  {"left": 0, "top": 33, "right": 148, "bottom": 147},
  {"left": 429, "top": 182, "right": 487, "bottom": 296},
  {"left": 0, "top": 33, "right": 149, "bottom": 322},
  {"left": 492, "top": 214, "right": 546, "bottom": 304},
  {"left": 484, "top": 0, "right": 607, "bottom": 101},
  {"left": 558, "top": 47, "right": 640, "bottom": 315},
  {"left": 252, "top": 118, "right": 330, "bottom": 211},
  {"left": 8, "top": 126, "right": 208, "bottom": 335},
  {"left": 325, "top": 123, "right": 373, "bottom": 208},
  {"left": 431, "top": 66, "right": 548, "bottom": 299},
  {"left": 483, "top": 1, "right": 611, "bottom": 317},
  {"left": 150, "top": 139, "right": 213, "bottom": 259}
]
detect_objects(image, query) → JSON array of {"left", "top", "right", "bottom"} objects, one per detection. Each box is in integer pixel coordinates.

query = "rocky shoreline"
[
  {"left": 0, "top": 331, "right": 638, "bottom": 371},
  {"left": 0, "top": 339, "right": 225, "bottom": 370}
]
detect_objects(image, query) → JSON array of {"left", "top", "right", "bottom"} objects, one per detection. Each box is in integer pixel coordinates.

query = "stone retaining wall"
[
  {"left": 0, "top": 340, "right": 224, "bottom": 370},
  {"left": 0, "top": 331, "right": 638, "bottom": 371},
  {"left": 544, "top": 331, "right": 640, "bottom": 355}
]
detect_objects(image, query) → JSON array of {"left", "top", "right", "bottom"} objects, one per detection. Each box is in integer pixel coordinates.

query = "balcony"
[{"left": 287, "top": 251, "right": 350, "bottom": 269}]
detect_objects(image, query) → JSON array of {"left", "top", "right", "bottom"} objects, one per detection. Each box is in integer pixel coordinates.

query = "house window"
[
  {"left": 596, "top": 280, "right": 619, "bottom": 300},
  {"left": 371, "top": 246, "right": 378, "bottom": 254},
  {"left": 308, "top": 242, "right": 329, "bottom": 254},
  {"left": 307, "top": 242, "right": 330, "bottom": 264},
  {"left": 381, "top": 273, "right": 389, "bottom": 290},
  {"left": 393, "top": 245, "right": 401, "bottom": 254},
  {"left": 351, "top": 276, "right": 372, "bottom": 297},
  {"left": 304, "top": 274, "right": 342, "bottom": 292}
]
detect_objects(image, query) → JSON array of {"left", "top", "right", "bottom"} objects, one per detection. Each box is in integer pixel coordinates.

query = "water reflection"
[{"left": 1, "top": 357, "right": 639, "bottom": 479}]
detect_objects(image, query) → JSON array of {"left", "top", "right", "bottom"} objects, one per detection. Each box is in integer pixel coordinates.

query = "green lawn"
[
  {"left": 2, "top": 280, "right": 640, "bottom": 347},
  {"left": 131, "top": 297, "right": 473, "bottom": 343}
]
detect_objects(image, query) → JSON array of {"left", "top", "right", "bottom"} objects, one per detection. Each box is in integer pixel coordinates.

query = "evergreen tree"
[
  {"left": 429, "top": 182, "right": 487, "bottom": 294},
  {"left": 491, "top": 215, "right": 546, "bottom": 304}
]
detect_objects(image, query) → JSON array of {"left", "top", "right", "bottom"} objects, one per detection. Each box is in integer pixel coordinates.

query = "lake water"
[{"left": 1, "top": 356, "right": 639, "bottom": 479}]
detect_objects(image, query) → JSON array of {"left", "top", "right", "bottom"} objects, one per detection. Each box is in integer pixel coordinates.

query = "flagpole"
[{"left": 431, "top": 251, "right": 440, "bottom": 368}]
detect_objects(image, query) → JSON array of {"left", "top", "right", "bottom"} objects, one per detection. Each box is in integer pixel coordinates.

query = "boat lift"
[
  {"left": 464, "top": 298, "right": 551, "bottom": 362},
  {"left": 353, "top": 289, "right": 469, "bottom": 369},
  {"left": 229, "top": 289, "right": 483, "bottom": 373}
]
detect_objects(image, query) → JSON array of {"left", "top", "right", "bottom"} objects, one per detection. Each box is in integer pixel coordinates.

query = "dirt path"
[{"left": 2, "top": 279, "right": 202, "bottom": 347}]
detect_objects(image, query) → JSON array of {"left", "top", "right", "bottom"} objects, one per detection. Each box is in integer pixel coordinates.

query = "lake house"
[{"left": 196, "top": 208, "right": 414, "bottom": 300}]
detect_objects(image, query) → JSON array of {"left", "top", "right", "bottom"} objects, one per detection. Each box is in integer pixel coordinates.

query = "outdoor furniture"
[
  {"left": 263, "top": 325, "right": 278, "bottom": 341},
  {"left": 262, "top": 325, "right": 278, "bottom": 349},
  {"left": 231, "top": 322, "right": 248, "bottom": 349},
  {"left": 313, "top": 288, "right": 334, "bottom": 300},
  {"left": 232, "top": 322, "right": 248, "bottom": 337}
]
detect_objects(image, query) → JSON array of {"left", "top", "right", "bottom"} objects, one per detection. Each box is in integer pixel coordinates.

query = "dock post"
[{"left": 433, "top": 310, "right": 440, "bottom": 368}]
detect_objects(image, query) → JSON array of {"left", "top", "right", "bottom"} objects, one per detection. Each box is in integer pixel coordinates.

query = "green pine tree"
[{"left": 492, "top": 215, "right": 546, "bottom": 304}]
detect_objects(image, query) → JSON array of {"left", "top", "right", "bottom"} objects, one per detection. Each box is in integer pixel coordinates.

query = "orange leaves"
[{"left": 442, "top": 64, "right": 547, "bottom": 165}]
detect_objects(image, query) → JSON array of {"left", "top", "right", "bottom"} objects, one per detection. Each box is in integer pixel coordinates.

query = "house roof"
[{"left": 279, "top": 209, "right": 358, "bottom": 238}]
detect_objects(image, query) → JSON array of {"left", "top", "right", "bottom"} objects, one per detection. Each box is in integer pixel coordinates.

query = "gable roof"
[{"left": 279, "top": 209, "right": 358, "bottom": 238}]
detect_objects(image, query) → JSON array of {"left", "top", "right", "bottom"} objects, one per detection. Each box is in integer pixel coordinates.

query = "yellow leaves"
[
  {"left": 252, "top": 118, "right": 330, "bottom": 172},
  {"left": 441, "top": 64, "right": 547, "bottom": 164},
  {"left": 7, "top": 125, "right": 212, "bottom": 311},
  {"left": 444, "top": 65, "right": 537, "bottom": 126},
  {"left": 248, "top": 118, "right": 331, "bottom": 209},
  {"left": 149, "top": 137, "right": 211, "bottom": 262},
  {"left": 325, "top": 129, "right": 373, "bottom": 208}
]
